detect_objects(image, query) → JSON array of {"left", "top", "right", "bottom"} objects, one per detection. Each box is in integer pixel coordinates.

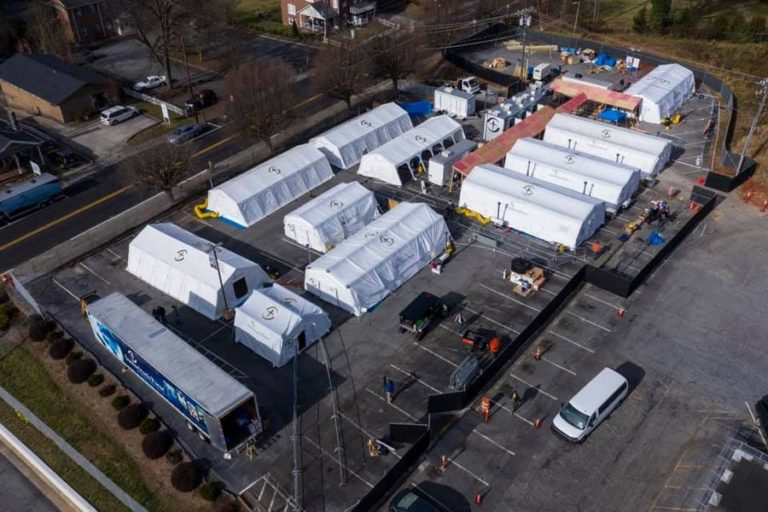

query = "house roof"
[
  {"left": 299, "top": 2, "right": 335, "bottom": 19},
  {"left": 0, "top": 53, "right": 108, "bottom": 105},
  {"left": 0, "top": 127, "right": 43, "bottom": 159}
]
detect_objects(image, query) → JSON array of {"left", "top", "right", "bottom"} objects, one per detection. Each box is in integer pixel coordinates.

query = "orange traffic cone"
[
  {"left": 440, "top": 454, "right": 448, "bottom": 471},
  {"left": 475, "top": 491, "right": 483, "bottom": 505},
  {"left": 533, "top": 418, "right": 542, "bottom": 429},
  {"left": 616, "top": 307, "right": 625, "bottom": 318},
  {"left": 534, "top": 347, "right": 543, "bottom": 360}
]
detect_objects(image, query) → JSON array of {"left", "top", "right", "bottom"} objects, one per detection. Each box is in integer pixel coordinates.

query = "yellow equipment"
[
  {"left": 455, "top": 207, "right": 491, "bottom": 225},
  {"left": 194, "top": 198, "right": 219, "bottom": 219},
  {"left": 671, "top": 113, "right": 682, "bottom": 124}
]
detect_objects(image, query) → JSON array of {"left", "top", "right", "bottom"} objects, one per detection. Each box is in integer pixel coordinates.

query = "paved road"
[{"left": 0, "top": 451, "right": 58, "bottom": 512}]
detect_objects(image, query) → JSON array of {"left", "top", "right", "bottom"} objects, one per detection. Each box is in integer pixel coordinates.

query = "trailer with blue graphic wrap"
[
  {"left": 85, "top": 292, "right": 263, "bottom": 454},
  {"left": 0, "top": 173, "right": 64, "bottom": 219}
]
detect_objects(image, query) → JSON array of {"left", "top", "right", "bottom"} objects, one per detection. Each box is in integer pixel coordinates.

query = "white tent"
[
  {"left": 459, "top": 164, "right": 605, "bottom": 249},
  {"left": 284, "top": 181, "right": 379, "bottom": 253},
  {"left": 505, "top": 138, "right": 641, "bottom": 213},
  {"left": 310, "top": 103, "right": 413, "bottom": 169},
  {"left": 305, "top": 202, "right": 449, "bottom": 316},
  {"left": 234, "top": 284, "right": 331, "bottom": 367},
  {"left": 127, "top": 223, "right": 272, "bottom": 319},
  {"left": 625, "top": 64, "right": 695, "bottom": 124},
  {"left": 543, "top": 113, "right": 672, "bottom": 178},
  {"left": 358, "top": 115, "right": 465, "bottom": 186},
  {"left": 206, "top": 144, "right": 333, "bottom": 228}
]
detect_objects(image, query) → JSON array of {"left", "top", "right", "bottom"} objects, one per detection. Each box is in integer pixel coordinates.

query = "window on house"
[
  {"left": 287, "top": 3, "right": 296, "bottom": 15},
  {"left": 288, "top": 17, "right": 295, "bottom": 25}
]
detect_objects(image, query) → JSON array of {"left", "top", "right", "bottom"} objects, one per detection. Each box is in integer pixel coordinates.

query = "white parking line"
[
  {"left": 541, "top": 356, "right": 577, "bottom": 376},
  {"left": 484, "top": 399, "right": 535, "bottom": 427},
  {"left": 199, "top": 323, "right": 229, "bottom": 343},
  {"left": 479, "top": 283, "right": 542, "bottom": 313},
  {"left": 51, "top": 277, "right": 80, "bottom": 302},
  {"left": 567, "top": 311, "right": 612, "bottom": 332},
  {"left": 303, "top": 436, "right": 374, "bottom": 488},
  {"left": 78, "top": 262, "right": 111, "bottom": 285},
  {"left": 548, "top": 330, "right": 595, "bottom": 354},
  {"left": 438, "top": 323, "right": 462, "bottom": 335},
  {"left": 463, "top": 306, "right": 521, "bottom": 335},
  {"left": 441, "top": 456, "right": 490, "bottom": 487},
  {"left": 338, "top": 413, "right": 402, "bottom": 460},
  {"left": 390, "top": 364, "right": 442, "bottom": 393},
  {"left": 471, "top": 429, "right": 516, "bottom": 456},
  {"left": 508, "top": 373, "right": 558, "bottom": 401},
  {"left": 413, "top": 341, "right": 459, "bottom": 368},
  {"left": 583, "top": 292, "right": 622, "bottom": 311},
  {"left": 366, "top": 388, "right": 419, "bottom": 421},
  {"left": 105, "top": 248, "right": 123, "bottom": 260},
  {"left": 601, "top": 226, "right": 619, "bottom": 235}
]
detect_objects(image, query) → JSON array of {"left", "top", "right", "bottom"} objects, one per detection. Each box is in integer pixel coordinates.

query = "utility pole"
[
  {"left": 514, "top": 7, "right": 535, "bottom": 80},
  {"left": 736, "top": 78, "right": 768, "bottom": 175},
  {"left": 180, "top": 35, "right": 198, "bottom": 124},
  {"left": 592, "top": 0, "right": 599, "bottom": 25},
  {"left": 291, "top": 353, "right": 303, "bottom": 509},
  {"left": 572, "top": 0, "right": 581, "bottom": 33}
]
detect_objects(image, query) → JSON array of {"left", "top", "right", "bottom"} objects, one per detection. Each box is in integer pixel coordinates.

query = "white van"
[
  {"left": 552, "top": 367, "right": 628, "bottom": 442},
  {"left": 100, "top": 106, "right": 139, "bottom": 126}
]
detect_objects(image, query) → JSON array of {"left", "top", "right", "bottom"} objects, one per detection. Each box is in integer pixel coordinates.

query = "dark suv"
[
  {"left": 185, "top": 89, "right": 218, "bottom": 112},
  {"left": 398, "top": 292, "right": 449, "bottom": 341}
]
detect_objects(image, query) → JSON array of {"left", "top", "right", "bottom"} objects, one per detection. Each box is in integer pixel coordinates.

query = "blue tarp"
[
  {"left": 599, "top": 109, "right": 627, "bottom": 124},
  {"left": 594, "top": 53, "right": 617, "bottom": 67},
  {"left": 647, "top": 231, "right": 665, "bottom": 245},
  {"left": 399, "top": 101, "right": 433, "bottom": 117}
]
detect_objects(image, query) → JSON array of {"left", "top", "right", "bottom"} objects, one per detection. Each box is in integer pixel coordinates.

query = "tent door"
[{"left": 298, "top": 332, "right": 307, "bottom": 352}]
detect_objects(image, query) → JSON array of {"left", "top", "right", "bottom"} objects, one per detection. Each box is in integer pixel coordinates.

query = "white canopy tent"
[
  {"left": 505, "top": 138, "right": 641, "bottom": 213},
  {"left": 284, "top": 181, "right": 379, "bottom": 253},
  {"left": 543, "top": 113, "right": 672, "bottom": 178},
  {"left": 206, "top": 144, "right": 333, "bottom": 228},
  {"left": 310, "top": 103, "right": 413, "bottom": 169},
  {"left": 625, "top": 64, "right": 695, "bottom": 124},
  {"left": 305, "top": 202, "right": 449, "bottom": 316},
  {"left": 234, "top": 284, "right": 331, "bottom": 367},
  {"left": 358, "top": 115, "right": 465, "bottom": 186},
  {"left": 459, "top": 164, "right": 605, "bottom": 249},
  {"left": 127, "top": 223, "right": 272, "bottom": 319}
]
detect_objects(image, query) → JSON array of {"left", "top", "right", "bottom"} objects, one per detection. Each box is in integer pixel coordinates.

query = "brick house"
[
  {"left": 49, "top": 0, "right": 134, "bottom": 45},
  {"left": 281, "top": 0, "right": 377, "bottom": 32},
  {"left": 0, "top": 53, "right": 118, "bottom": 123}
]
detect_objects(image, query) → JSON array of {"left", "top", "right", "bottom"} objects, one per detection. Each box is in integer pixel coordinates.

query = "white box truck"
[
  {"left": 532, "top": 63, "right": 552, "bottom": 81},
  {"left": 434, "top": 86, "right": 476, "bottom": 119}
]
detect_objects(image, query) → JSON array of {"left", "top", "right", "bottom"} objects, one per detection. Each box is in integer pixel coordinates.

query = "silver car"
[{"left": 167, "top": 124, "right": 206, "bottom": 144}]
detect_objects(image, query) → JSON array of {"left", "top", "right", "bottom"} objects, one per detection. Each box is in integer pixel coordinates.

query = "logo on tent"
[
  {"left": 364, "top": 231, "right": 379, "bottom": 238},
  {"left": 601, "top": 129, "right": 612, "bottom": 139},
  {"left": 283, "top": 298, "right": 297, "bottom": 305},
  {"left": 268, "top": 166, "right": 281, "bottom": 175},
  {"left": 174, "top": 249, "right": 188, "bottom": 261},
  {"left": 414, "top": 135, "right": 427, "bottom": 143},
  {"left": 564, "top": 154, "right": 576, "bottom": 165},
  {"left": 379, "top": 234, "right": 394, "bottom": 246},
  {"left": 360, "top": 120, "right": 372, "bottom": 127},
  {"left": 330, "top": 199, "right": 344, "bottom": 209},
  {"left": 487, "top": 118, "right": 500, "bottom": 133},
  {"left": 522, "top": 185, "right": 535, "bottom": 196},
  {"left": 262, "top": 306, "right": 278, "bottom": 320}
]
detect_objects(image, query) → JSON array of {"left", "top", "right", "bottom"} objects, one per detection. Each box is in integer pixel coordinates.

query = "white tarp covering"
[
  {"left": 207, "top": 144, "right": 333, "bottom": 228},
  {"left": 305, "top": 202, "right": 449, "bottom": 316},
  {"left": 127, "top": 223, "right": 272, "bottom": 319},
  {"left": 625, "top": 64, "right": 695, "bottom": 124},
  {"left": 543, "top": 113, "right": 672, "bottom": 178},
  {"left": 505, "top": 137, "right": 641, "bottom": 212},
  {"left": 310, "top": 103, "right": 413, "bottom": 169},
  {"left": 234, "top": 284, "right": 331, "bottom": 367},
  {"left": 459, "top": 164, "right": 605, "bottom": 249},
  {"left": 284, "top": 181, "right": 379, "bottom": 253},
  {"left": 358, "top": 115, "right": 465, "bottom": 186}
]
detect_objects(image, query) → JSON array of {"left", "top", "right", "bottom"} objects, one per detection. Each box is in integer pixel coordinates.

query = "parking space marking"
[
  {"left": 440, "top": 457, "right": 490, "bottom": 487},
  {"left": 390, "top": 364, "right": 441, "bottom": 394},
  {"left": 105, "top": 248, "right": 123, "bottom": 261},
  {"left": 471, "top": 429, "right": 516, "bottom": 456},
  {"left": 78, "top": 262, "right": 111, "bottom": 285},
  {"left": 548, "top": 330, "right": 595, "bottom": 354},
  {"left": 51, "top": 277, "right": 81, "bottom": 302},
  {"left": 365, "top": 388, "right": 419, "bottom": 421},
  {"left": 567, "top": 311, "right": 612, "bottom": 332},
  {"left": 338, "top": 412, "right": 402, "bottom": 460},
  {"left": 303, "top": 436, "right": 374, "bottom": 488},
  {"left": 199, "top": 323, "right": 229, "bottom": 343},
  {"left": 463, "top": 306, "right": 521, "bottom": 335},
  {"left": 583, "top": 292, "right": 622, "bottom": 311},
  {"left": 413, "top": 341, "right": 459, "bottom": 368},
  {"left": 508, "top": 373, "right": 558, "bottom": 401},
  {"left": 484, "top": 399, "right": 535, "bottom": 427},
  {"left": 541, "top": 356, "right": 577, "bottom": 376},
  {"left": 438, "top": 323, "right": 462, "bottom": 336},
  {"left": 601, "top": 226, "right": 619, "bottom": 235},
  {"left": 479, "top": 283, "right": 542, "bottom": 313}
]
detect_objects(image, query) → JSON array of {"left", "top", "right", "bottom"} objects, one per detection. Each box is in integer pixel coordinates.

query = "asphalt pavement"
[{"left": 0, "top": 450, "right": 59, "bottom": 512}]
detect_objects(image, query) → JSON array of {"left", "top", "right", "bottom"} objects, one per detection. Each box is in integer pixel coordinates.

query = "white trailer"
[{"left": 434, "top": 86, "right": 476, "bottom": 119}]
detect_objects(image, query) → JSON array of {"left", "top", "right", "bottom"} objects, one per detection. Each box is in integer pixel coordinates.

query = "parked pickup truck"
[
  {"left": 0, "top": 173, "right": 63, "bottom": 220},
  {"left": 398, "top": 292, "right": 449, "bottom": 341}
]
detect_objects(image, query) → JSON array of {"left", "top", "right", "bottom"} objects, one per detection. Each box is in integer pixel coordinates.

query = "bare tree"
[
  {"left": 24, "top": 3, "right": 71, "bottom": 59},
  {"left": 422, "top": 0, "right": 464, "bottom": 46},
  {"left": 313, "top": 39, "right": 371, "bottom": 107},
  {"left": 367, "top": 29, "right": 423, "bottom": 95},
  {"left": 125, "top": 142, "right": 193, "bottom": 196},
  {"left": 225, "top": 59, "right": 296, "bottom": 151}
]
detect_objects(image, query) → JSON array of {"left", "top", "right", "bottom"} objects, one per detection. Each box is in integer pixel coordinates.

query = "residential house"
[
  {"left": 49, "top": 0, "right": 133, "bottom": 45},
  {"left": 281, "top": 0, "right": 377, "bottom": 32},
  {"left": 0, "top": 53, "right": 117, "bottom": 123}
]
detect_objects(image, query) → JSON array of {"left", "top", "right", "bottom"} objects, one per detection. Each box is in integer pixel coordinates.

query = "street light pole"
[{"left": 573, "top": 1, "right": 581, "bottom": 34}]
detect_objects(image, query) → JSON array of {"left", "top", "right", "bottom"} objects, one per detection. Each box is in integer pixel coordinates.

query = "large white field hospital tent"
[
  {"left": 505, "top": 138, "right": 641, "bottom": 213},
  {"left": 284, "top": 182, "right": 379, "bottom": 253},
  {"left": 358, "top": 115, "right": 465, "bottom": 186},
  {"left": 234, "top": 284, "right": 331, "bottom": 367},
  {"left": 459, "top": 164, "right": 605, "bottom": 249},
  {"left": 310, "top": 103, "right": 413, "bottom": 169},
  {"left": 206, "top": 144, "right": 333, "bottom": 228},
  {"left": 127, "top": 223, "right": 272, "bottom": 319},
  {"left": 305, "top": 203, "right": 449, "bottom": 316},
  {"left": 543, "top": 113, "right": 672, "bottom": 178},
  {"left": 625, "top": 64, "right": 695, "bottom": 124}
]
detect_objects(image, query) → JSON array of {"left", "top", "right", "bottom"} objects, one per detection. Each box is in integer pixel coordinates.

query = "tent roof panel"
[
  {"left": 625, "top": 64, "right": 694, "bottom": 104},
  {"left": 236, "top": 284, "right": 325, "bottom": 340},
  {"left": 547, "top": 113, "right": 670, "bottom": 156},
  {"left": 284, "top": 181, "right": 374, "bottom": 229},
  {"left": 364, "top": 115, "right": 463, "bottom": 168},
  {"left": 310, "top": 103, "right": 410, "bottom": 148}
]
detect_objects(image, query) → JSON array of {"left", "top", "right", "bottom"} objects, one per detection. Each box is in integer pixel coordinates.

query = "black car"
[
  {"left": 390, "top": 488, "right": 443, "bottom": 512},
  {"left": 185, "top": 89, "right": 218, "bottom": 112},
  {"left": 48, "top": 148, "right": 82, "bottom": 169},
  {"left": 398, "top": 292, "right": 449, "bottom": 341}
]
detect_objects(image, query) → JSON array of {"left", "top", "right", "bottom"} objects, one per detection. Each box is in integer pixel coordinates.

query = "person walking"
[
  {"left": 384, "top": 377, "right": 395, "bottom": 404},
  {"left": 454, "top": 312, "right": 465, "bottom": 330}
]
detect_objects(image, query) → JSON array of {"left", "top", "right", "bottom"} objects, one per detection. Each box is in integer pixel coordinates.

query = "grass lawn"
[
  {"left": 0, "top": 346, "right": 161, "bottom": 511},
  {"left": 234, "top": 0, "right": 295, "bottom": 37}
]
